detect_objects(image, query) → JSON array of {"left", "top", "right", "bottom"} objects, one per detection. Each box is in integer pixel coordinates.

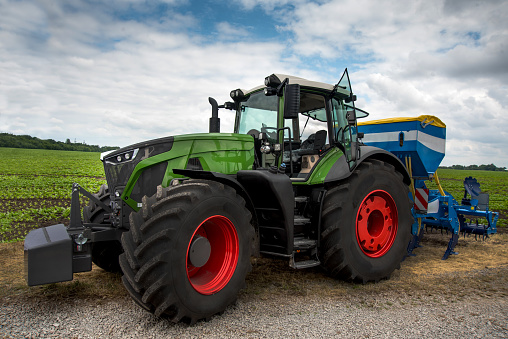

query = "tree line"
[
  {"left": 0, "top": 133, "right": 119, "bottom": 152},
  {"left": 2, "top": 132, "right": 506, "bottom": 170},
  {"left": 440, "top": 164, "right": 507, "bottom": 171}
]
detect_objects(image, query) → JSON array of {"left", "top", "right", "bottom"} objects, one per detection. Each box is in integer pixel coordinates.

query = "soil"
[{"left": 1, "top": 231, "right": 507, "bottom": 304}]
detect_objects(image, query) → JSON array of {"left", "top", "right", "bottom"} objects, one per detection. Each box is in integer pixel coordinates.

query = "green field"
[
  {"left": 428, "top": 168, "right": 508, "bottom": 223},
  {"left": 0, "top": 147, "right": 506, "bottom": 242},
  {"left": 0, "top": 148, "right": 106, "bottom": 242}
]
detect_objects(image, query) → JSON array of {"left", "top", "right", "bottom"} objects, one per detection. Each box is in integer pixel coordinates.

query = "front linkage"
[{"left": 24, "top": 183, "right": 122, "bottom": 286}]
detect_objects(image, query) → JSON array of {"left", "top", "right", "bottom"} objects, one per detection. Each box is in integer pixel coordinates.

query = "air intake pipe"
[{"left": 209, "top": 97, "right": 220, "bottom": 133}]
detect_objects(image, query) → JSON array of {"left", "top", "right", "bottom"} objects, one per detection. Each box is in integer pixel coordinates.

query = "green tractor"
[{"left": 25, "top": 69, "right": 412, "bottom": 323}]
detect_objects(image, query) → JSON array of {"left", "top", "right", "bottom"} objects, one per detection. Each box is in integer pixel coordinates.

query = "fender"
[
  {"left": 173, "top": 168, "right": 295, "bottom": 256},
  {"left": 172, "top": 169, "right": 262, "bottom": 257},
  {"left": 324, "top": 146, "right": 411, "bottom": 186},
  {"left": 172, "top": 169, "right": 257, "bottom": 224}
]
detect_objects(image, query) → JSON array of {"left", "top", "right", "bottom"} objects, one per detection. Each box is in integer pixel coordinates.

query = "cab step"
[
  {"left": 294, "top": 196, "right": 308, "bottom": 204},
  {"left": 294, "top": 215, "right": 311, "bottom": 226},
  {"left": 290, "top": 238, "right": 320, "bottom": 269},
  {"left": 290, "top": 258, "right": 321, "bottom": 269},
  {"left": 293, "top": 237, "right": 316, "bottom": 250}
]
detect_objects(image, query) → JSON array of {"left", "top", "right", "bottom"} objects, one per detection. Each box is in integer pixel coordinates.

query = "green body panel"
[
  {"left": 292, "top": 148, "right": 345, "bottom": 186},
  {"left": 122, "top": 133, "right": 254, "bottom": 210}
]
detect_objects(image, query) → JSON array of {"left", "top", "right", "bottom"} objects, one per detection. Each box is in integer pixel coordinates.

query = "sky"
[{"left": 1, "top": 0, "right": 507, "bottom": 167}]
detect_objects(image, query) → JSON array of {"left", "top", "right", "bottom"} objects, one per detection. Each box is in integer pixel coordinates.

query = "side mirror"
[
  {"left": 346, "top": 109, "right": 356, "bottom": 125},
  {"left": 283, "top": 84, "right": 300, "bottom": 119},
  {"left": 345, "top": 94, "right": 357, "bottom": 103}
]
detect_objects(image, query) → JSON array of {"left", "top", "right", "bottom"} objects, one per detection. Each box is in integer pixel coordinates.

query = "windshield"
[{"left": 236, "top": 90, "right": 279, "bottom": 135}]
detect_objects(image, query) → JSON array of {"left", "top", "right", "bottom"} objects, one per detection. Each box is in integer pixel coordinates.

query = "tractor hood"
[{"left": 102, "top": 133, "right": 255, "bottom": 211}]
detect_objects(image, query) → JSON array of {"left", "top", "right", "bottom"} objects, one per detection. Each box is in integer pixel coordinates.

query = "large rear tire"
[
  {"left": 320, "top": 160, "right": 412, "bottom": 283},
  {"left": 82, "top": 184, "right": 123, "bottom": 273},
  {"left": 119, "top": 180, "right": 254, "bottom": 324}
]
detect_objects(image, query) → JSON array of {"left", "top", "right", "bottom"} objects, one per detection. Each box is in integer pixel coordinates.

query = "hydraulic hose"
[{"left": 433, "top": 170, "right": 446, "bottom": 197}]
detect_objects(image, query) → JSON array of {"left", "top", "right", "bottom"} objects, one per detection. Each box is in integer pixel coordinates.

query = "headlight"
[
  {"left": 104, "top": 148, "right": 139, "bottom": 164},
  {"left": 264, "top": 87, "right": 277, "bottom": 96},
  {"left": 264, "top": 74, "right": 281, "bottom": 88},
  {"left": 230, "top": 89, "right": 245, "bottom": 100}
]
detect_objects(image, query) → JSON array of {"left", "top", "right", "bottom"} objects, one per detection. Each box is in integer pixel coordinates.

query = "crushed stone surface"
[{"left": 1, "top": 294, "right": 507, "bottom": 338}]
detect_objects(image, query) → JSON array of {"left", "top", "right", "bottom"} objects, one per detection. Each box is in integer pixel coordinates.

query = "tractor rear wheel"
[
  {"left": 83, "top": 184, "right": 123, "bottom": 273},
  {"left": 320, "top": 160, "right": 412, "bottom": 283},
  {"left": 119, "top": 180, "right": 254, "bottom": 324}
]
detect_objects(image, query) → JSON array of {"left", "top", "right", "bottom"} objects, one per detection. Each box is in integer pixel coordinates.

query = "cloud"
[
  {"left": 233, "top": 0, "right": 296, "bottom": 11},
  {"left": 268, "top": 0, "right": 508, "bottom": 166},
  {"left": 215, "top": 22, "right": 251, "bottom": 40},
  {"left": 0, "top": 0, "right": 306, "bottom": 148},
  {"left": 0, "top": 0, "right": 507, "bottom": 168}
]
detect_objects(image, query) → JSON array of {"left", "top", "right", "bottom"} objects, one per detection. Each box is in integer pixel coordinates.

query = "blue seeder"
[{"left": 358, "top": 115, "right": 498, "bottom": 260}]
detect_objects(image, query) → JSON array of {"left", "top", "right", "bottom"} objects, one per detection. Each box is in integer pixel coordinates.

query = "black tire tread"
[
  {"left": 320, "top": 160, "right": 413, "bottom": 283},
  {"left": 82, "top": 184, "right": 109, "bottom": 224},
  {"left": 82, "top": 184, "right": 123, "bottom": 273},
  {"left": 120, "top": 179, "right": 253, "bottom": 324}
]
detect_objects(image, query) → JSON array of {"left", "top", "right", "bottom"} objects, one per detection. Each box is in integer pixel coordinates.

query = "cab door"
[{"left": 331, "top": 68, "right": 359, "bottom": 169}]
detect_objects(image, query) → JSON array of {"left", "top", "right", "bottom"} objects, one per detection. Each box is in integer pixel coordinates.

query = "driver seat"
[{"left": 299, "top": 130, "right": 327, "bottom": 156}]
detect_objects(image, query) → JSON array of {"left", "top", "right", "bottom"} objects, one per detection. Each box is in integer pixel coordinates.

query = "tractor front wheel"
[
  {"left": 119, "top": 180, "right": 254, "bottom": 323},
  {"left": 320, "top": 160, "right": 412, "bottom": 283},
  {"left": 82, "top": 184, "right": 123, "bottom": 273}
]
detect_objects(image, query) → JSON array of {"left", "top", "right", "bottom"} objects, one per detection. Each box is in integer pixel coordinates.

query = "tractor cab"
[{"left": 231, "top": 69, "right": 368, "bottom": 180}]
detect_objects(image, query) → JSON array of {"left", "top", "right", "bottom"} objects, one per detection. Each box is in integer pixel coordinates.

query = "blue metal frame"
[{"left": 407, "top": 180, "right": 499, "bottom": 260}]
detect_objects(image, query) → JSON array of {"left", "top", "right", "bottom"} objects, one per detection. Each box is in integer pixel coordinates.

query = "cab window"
[
  {"left": 284, "top": 92, "right": 329, "bottom": 145},
  {"left": 236, "top": 91, "right": 278, "bottom": 136}
]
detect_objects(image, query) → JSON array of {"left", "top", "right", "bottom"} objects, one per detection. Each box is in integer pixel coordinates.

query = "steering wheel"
[
  {"left": 247, "top": 129, "right": 260, "bottom": 139},
  {"left": 261, "top": 124, "right": 278, "bottom": 141}
]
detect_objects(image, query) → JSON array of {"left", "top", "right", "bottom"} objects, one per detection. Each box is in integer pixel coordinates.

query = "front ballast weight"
[{"left": 24, "top": 183, "right": 120, "bottom": 286}]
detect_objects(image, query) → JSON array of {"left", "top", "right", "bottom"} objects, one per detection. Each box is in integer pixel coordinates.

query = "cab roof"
[{"left": 242, "top": 74, "right": 350, "bottom": 97}]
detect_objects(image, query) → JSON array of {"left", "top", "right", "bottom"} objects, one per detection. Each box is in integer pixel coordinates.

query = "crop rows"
[
  {"left": 0, "top": 148, "right": 506, "bottom": 243},
  {"left": 0, "top": 148, "right": 106, "bottom": 242}
]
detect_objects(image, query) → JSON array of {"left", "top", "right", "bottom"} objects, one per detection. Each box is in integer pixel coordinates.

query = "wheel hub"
[
  {"left": 188, "top": 236, "right": 211, "bottom": 267},
  {"left": 356, "top": 190, "right": 398, "bottom": 258}
]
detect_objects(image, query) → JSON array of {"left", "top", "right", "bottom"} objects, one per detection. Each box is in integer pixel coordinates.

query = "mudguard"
[
  {"left": 173, "top": 168, "right": 295, "bottom": 255},
  {"left": 324, "top": 145, "right": 411, "bottom": 186}
]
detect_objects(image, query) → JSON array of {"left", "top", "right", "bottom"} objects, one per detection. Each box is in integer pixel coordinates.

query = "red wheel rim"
[
  {"left": 356, "top": 190, "right": 398, "bottom": 258},
  {"left": 186, "top": 215, "right": 239, "bottom": 295}
]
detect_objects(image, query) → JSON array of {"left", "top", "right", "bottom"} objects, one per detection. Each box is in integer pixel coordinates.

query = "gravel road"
[{"left": 1, "top": 293, "right": 507, "bottom": 338}]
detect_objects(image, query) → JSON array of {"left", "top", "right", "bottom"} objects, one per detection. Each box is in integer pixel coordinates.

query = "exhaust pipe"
[{"left": 209, "top": 97, "right": 220, "bottom": 133}]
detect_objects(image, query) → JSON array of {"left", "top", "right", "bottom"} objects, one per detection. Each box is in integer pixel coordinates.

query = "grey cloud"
[
  {"left": 0, "top": 0, "right": 299, "bottom": 149},
  {"left": 1, "top": 0, "right": 507, "bottom": 167}
]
